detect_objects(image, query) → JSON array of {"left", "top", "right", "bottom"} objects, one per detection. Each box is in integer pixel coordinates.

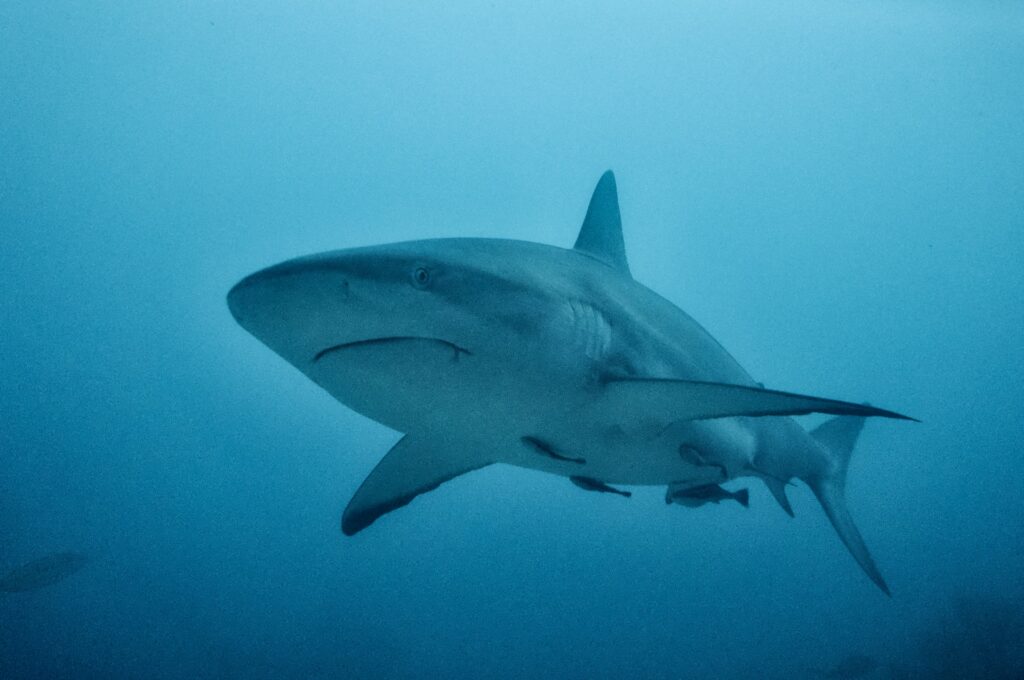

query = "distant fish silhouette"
[
  {"left": 666, "top": 483, "right": 749, "bottom": 509},
  {"left": 809, "top": 654, "right": 879, "bottom": 678},
  {"left": 0, "top": 552, "right": 88, "bottom": 593}
]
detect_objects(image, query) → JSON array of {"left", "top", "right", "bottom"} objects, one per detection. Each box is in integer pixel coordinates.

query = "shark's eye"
[{"left": 411, "top": 267, "right": 432, "bottom": 289}]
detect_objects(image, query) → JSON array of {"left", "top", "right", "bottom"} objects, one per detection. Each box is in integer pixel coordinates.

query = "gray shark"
[{"left": 227, "top": 171, "right": 914, "bottom": 594}]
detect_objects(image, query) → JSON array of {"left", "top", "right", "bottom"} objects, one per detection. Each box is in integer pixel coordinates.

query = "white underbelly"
[
  {"left": 497, "top": 415, "right": 760, "bottom": 487},
  {"left": 309, "top": 341, "right": 762, "bottom": 487}
]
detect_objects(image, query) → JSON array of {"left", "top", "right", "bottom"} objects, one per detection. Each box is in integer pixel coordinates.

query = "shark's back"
[{"left": 404, "top": 235, "right": 757, "bottom": 386}]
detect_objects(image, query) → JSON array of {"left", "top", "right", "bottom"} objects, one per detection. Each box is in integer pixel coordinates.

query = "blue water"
[{"left": 2, "top": 3, "right": 1022, "bottom": 678}]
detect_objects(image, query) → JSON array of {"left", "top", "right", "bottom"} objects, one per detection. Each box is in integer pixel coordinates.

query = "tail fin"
[
  {"left": 734, "top": 488, "right": 750, "bottom": 508},
  {"left": 806, "top": 415, "right": 891, "bottom": 596}
]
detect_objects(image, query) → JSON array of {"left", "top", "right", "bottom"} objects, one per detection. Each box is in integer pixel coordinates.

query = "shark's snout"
[
  {"left": 227, "top": 275, "right": 254, "bottom": 327},
  {"left": 226, "top": 256, "right": 352, "bottom": 344},
  {"left": 227, "top": 267, "right": 285, "bottom": 329},
  {"left": 226, "top": 271, "right": 261, "bottom": 325}
]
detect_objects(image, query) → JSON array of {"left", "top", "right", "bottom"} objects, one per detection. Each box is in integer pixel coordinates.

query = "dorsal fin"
[{"left": 574, "top": 171, "right": 630, "bottom": 276}]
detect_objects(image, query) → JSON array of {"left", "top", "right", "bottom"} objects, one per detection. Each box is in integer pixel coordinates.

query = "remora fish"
[
  {"left": 570, "top": 475, "right": 632, "bottom": 498},
  {"left": 666, "top": 483, "right": 749, "bottom": 508},
  {"left": 228, "top": 171, "right": 915, "bottom": 593}
]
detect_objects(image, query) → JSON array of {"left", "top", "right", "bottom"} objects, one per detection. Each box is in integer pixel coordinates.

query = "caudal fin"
[{"left": 806, "top": 415, "right": 891, "bottom": 596}]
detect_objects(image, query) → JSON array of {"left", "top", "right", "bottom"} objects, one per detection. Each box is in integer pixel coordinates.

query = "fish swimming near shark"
[
  {"left": 666, "top": 482, "right": 749, "bottom": 509},
  {"left": 228, "top": 171, "right": 915, "bottom": 593},
  {"left": 570, "top": 475, "right": 632, "bottom": 498},
  {"left": 0, "top": 551, "right": 88, "bottom": 593}
]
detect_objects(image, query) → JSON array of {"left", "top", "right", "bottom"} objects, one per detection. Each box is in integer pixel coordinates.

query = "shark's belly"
[
  {"left": 309, "top": 338, "right": 764, "bottom": 487},
  {"left": 496, "top": 405, "right": 763, "bottom": 487},
  {"left": 306, "top": 336, "right": 506, "bottom": 433}
]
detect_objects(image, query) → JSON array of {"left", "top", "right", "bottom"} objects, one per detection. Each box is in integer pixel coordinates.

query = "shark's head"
[
  {"left": 230, "top": 242, "right": 458, "bottom": 360},
  {"left": 227, "top": 239, "right": 562, "bottom": 430}
]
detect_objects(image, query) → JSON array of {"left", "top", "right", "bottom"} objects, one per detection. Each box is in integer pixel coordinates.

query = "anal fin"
[{"left": 765, "top": 477, "right": 795, "bottom": 517}]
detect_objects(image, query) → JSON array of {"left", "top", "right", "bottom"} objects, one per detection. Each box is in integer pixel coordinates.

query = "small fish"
[
  {"left": 0, "top": 551, "right": 88, "bottom": 593},
  {"left": 570, "top": 476, "right": 631, "bottom": 498},
  {"left": 665, "top": 483, "right": 749, "bottom": 509}
]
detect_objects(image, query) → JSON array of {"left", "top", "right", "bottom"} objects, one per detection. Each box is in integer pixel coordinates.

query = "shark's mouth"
[{"left": 313, "top": 336, "right": 472, "bottom": 364}]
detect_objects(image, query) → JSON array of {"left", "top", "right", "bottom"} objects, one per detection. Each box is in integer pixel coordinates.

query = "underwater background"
[{"left": 2, "top": 2, "right": 1022, "bottom": 678}]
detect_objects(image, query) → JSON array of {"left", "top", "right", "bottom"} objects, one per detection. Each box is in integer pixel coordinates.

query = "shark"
[{"left": 227, "top": 171, "right": 914, "bottom": 594}]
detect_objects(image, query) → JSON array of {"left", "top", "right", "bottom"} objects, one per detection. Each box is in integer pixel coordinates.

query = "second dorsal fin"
[{"left": 574, "top": 171, "right": 630, "bottom": 276}]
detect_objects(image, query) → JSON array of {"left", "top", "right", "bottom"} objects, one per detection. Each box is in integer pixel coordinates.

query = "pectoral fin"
[
  {"left": 342, "top": 436, "right": 491, "bottom": 536},
  {"left": 599, "top": 378, "right": 915, "bottom": 425}
]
